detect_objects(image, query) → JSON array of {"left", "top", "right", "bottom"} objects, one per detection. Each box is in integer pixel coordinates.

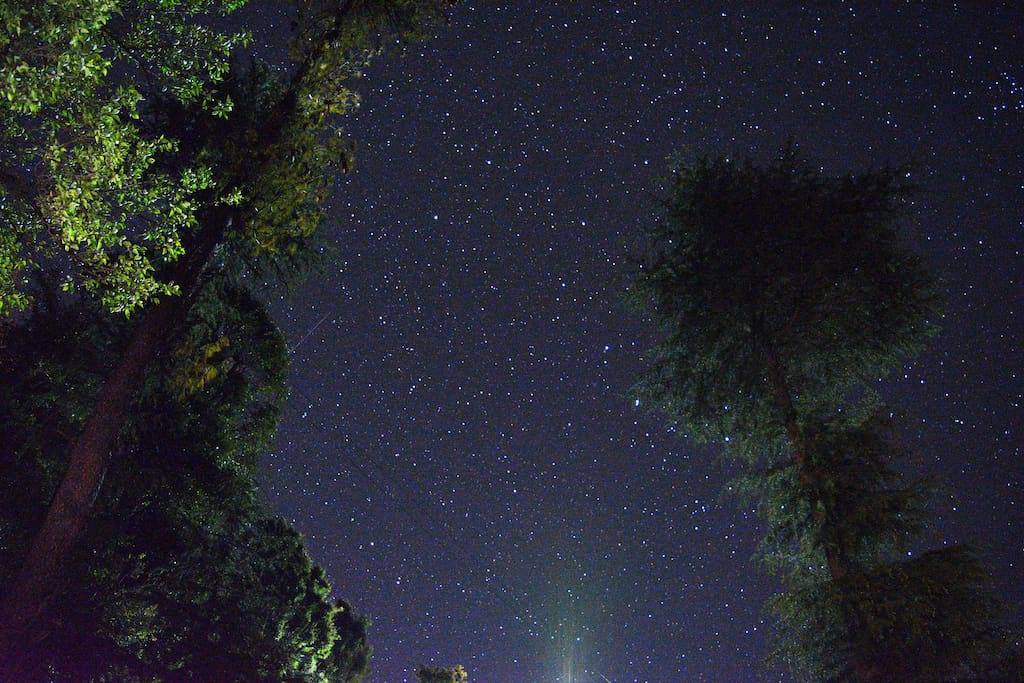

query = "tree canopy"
[
  {"left": 630, "top": 149, "right": 1017, "bottom": 681},
  {"left": 0, "top": 0, "right": 245, "bottom": 315},
  {"left": 0, "top": 274, "right": 371, "bottom": 681},
  {"left": 0, "top": 0, "right": 453, "bottom": 316},
  {"left": 629, "top": 149, "right": 941, "bottom": 461},
  {"left": 0, "top": 0, "right": 457, "bottom": 660}
]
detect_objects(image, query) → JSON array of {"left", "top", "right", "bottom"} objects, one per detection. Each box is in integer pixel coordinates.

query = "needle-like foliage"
[
  {"left": 630, "top": 149, "right": 1017, "bottom": 681},
  {"left": 734, "top": 413, "right": 1010, "bottom": 681},
  {"left": 628, "top": 149, "right": 940, "bottom": 461}
]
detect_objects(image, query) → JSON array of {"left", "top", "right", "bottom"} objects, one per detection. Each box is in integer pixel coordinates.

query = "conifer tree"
[
  {"left": 629, "top": 149, "right": 1014, "bottom": 681},
  {"left": 735, "top": 411, "right": 1009, "bottom": 681}
]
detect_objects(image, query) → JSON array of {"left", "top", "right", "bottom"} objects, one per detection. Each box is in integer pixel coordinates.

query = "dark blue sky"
[{"left": 263, "top": 3, "right": 1023, "bottom": 680}]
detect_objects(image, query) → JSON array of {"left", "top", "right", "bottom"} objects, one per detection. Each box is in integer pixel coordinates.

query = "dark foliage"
[
  {"left": 417, "top": 664, "right": 469, "bottom": 683},
  {"left": 630, "top": 149, "right": 1018, "bottom": 681},
  {"left": 0, "top": 278, "right": 370, "bottom": 681}
]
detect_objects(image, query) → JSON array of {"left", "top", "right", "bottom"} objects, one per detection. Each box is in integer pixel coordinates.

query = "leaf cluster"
[
  {"left": 0, "top": 277, "right": 369, "bottom": 681},
  {"left": 0, "top": 0, "right": 457, "bottom": 316},
  {"left": 1, "top": 0, "right": 245, "bottom": 315}
]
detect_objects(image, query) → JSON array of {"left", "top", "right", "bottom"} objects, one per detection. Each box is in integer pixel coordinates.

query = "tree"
[
  {"left": 0, "top": 274, "right": 371, "bottom": 681},
  {"left": 735, "top": 412, "right": 1009, "bottom": 681},
  {"left": 629, "top": 149, "right": 940, "bottom": 463},
  {"left": 417, "top": 664, "right": 469, "bottom": 683},
  {"left": 0, "top": 0, "right": 245, "bottom": 315},
  {"left": 0, "top": 0, "right": 455, "bottom": 656},
  {"left": 629, "top": 149, "right": 1013, "bottom": 680}
]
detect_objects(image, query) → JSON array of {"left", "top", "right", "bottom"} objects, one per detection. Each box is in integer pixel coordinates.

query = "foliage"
[
  {"left": 628, "top": 148, "right": 940, "bottom": 462},
  {"left": 630, "top": 149, "right": 1016, "bottom": 680},
  {"left": 1, "top": 0, "right": 456, "bottom": 665},
  {"left": 0, "top": 0, "right": 247, "bottom": 315},
  {"left": 417, "top": 664, "right": 469, "bottom": 683},
  {"left": 0, "top": 278, "right": 369, "bottom": 681},
  {"left": 735, "top": 414, "right": 1009, "bottom": 681},
  {"left": 228, "top": 0, "right": 456, "bottom": 267},
  {"left": 730, "top": 412, "right": 930, "bottom": 577},
  {"left": 0, "top": 0, "right": 455, "bottom": 316}
]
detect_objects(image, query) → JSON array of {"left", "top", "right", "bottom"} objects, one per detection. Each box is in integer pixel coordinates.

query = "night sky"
[{"left": 260, "top": 3, "right": 1023, "bottom": 681}]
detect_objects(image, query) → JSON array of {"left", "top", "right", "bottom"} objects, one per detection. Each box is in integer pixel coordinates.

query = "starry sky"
[{"left": 260, "top": 3, "right": 1023, "bottom": 681}]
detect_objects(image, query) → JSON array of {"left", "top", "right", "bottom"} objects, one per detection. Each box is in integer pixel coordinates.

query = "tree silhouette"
[
  {"left": 0, "top": 274, "right": 371, "bottom": 680},
  {"left": 0, "top": 0, "right": 455, "bottom": 660},
  {"left": 630, "top": 149, "right": 1015, "bottom": 680}
]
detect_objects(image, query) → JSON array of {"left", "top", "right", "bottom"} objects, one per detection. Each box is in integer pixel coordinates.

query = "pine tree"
[
  {"left": 629, "top": 149, "right": 1014, "bottom": 681},
  {"left": 734, "top": 411, "right": 1009, "bottom": 681}
]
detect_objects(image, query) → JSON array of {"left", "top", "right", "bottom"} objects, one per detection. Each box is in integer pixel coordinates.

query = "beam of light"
[{"left": 556, "top": 616, "right": 580, "bottom": 683}]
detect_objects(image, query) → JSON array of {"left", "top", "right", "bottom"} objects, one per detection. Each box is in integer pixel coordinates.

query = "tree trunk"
[
  {"left": 0, "top": 46, "right": 313, "bottom": 675},
  {"left": 762, "top": 346, "right": 882, "bottom": 682},
  {"left": 0, "top": 217, "right": 225, "bottom": 673},
  {"left": 0, "top": 3, "right": 387, "bottom": 671},
  {"left": 762, "top": 348, "right": 848, "bottom": 579}
]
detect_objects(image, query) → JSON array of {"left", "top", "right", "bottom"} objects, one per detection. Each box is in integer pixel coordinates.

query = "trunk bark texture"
[{"left": 0, "top": 217, "right": 224, "bottom": 674}]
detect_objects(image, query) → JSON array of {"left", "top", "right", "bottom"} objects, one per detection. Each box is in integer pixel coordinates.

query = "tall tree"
[
  {"left": 0, "top": 274, "right": 371, "bottom": 680},
  {"left": 734, "top": 411, "right": 1010, "bottom": 681},
  {"left": 629, "top": 149, "right": 1013, "bottom": 680},
  {"left": 0, "top": 0, "right": 454, "bottom": 656}
]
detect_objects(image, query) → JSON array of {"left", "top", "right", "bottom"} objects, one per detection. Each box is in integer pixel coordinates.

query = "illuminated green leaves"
[
  {"left": 0, "top": 0, "right": 244, "bottom": 315},
  {"left": 1, "top": 0, "right": 453, "bottom": 315}
]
